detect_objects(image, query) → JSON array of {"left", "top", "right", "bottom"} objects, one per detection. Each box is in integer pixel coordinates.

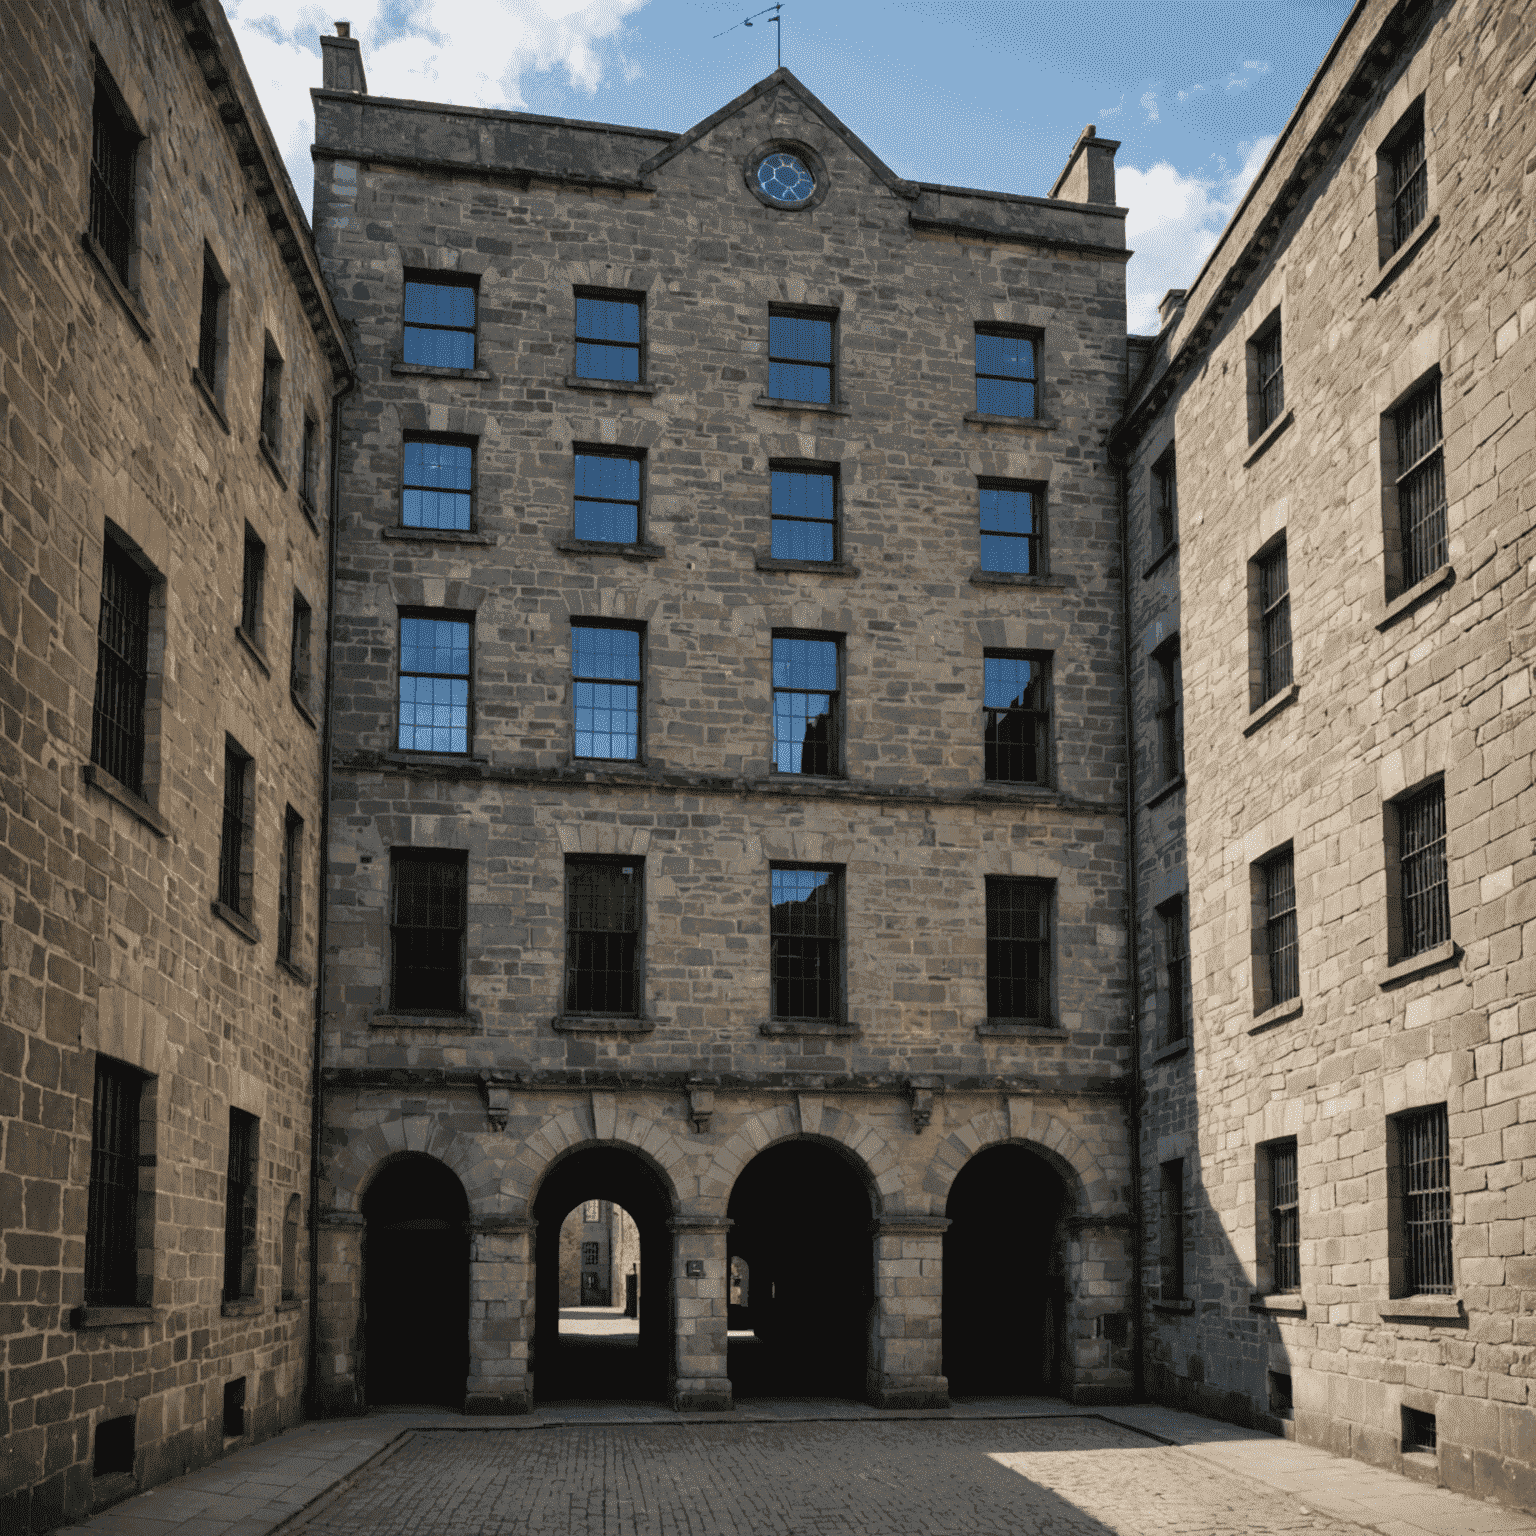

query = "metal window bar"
[
  {"left": 1265, "top": 852, "right": 1299, "bottom": 1005},
  {"left": 565, "top": 861, "right": 641, "bottom": 1014},
  {"left": 301, "top": 418, "right": 318, "bottom": 508},
  {"left": 1400, "top": 782, "right": 1450, "bottom": 956},
  {"left": 391, "top": 855, "right": 467, "bottom": 1011},
  {"left": 1395, "top": 385, "right": 1447, "bottom": 587},
  {"left": 1163, "top": 900, "right": 1188, "bottom": 1044},
  {"left": 975, "top": 331, "right": 1036, "bottom": 418},
  {"left": 770, "top": 867, "right": 840, "bottom": 1020},
  {"left": 770, "top": 468, "right": 837, "bottom": 562},
  {"left": 574, "top": 451, "right": 642, "bottom": 543},
  {"left": 1391, "top": 120, "right": 1428, "bottom": 253},
  {"left": 1401, "top": 1107, "right": 1452, "bottom": 1295},
  {"left": 1157, "top": 643, "right": 1183, "bottom": 782},
  {"left": 987, "top": 878, "right": 1050, "bottom": 1021},
  {"left": 572, "top": 624, "right": 641, "bottom": 760},
  {"left": 290, "top": 598, "right": 310, "bottom": 702},
  {"left": 984, "top": 655, "right": 1048, "bottom": 784},
  {"left": 198, "top": 261, "right": 222, "bottom": 385},
  {"left": 978, "top": 483, "right": 1042, "bottom": 575},
  {"left": 1154, "top": 453, "right": 1178, "bottom": 550},
  {"left": 240, "top": 531, "right": 264, "bottom": 638},
  {"left": 84, "top": 1059, "right": 141, "bottom": 1306},
  {"left": 768, "top": 312, "right": 833, "bottom": 403},
  {"left": 259, "top": 353, "right": 282, "bottom": 450},
  {"left": 1256, "top": 326, "right": 1285, "bottom": 430},
  {"left": 1160, "top": 1161, "right": 1185, "bottom": 1300},
  {"left": 398, "top": 615, "right": 472, "bottom": 753},
  {"left": 575, "top": 295, "right": 641, "bottom": 382},
  {"left": 277, "top": 811, "right": 300, "bottom": 963},
  {"left": 1270, "top": 1142, "right": 1300, "bottom": 1291},
  {"left": 582, "top": 1242, "right": 600, "bottom": 1266},
  {"left": 403, "top": 278, "right": 476, "bottom": 369},
  {"left": 217, "top": 745, "right": 246, "bottom": 914},
  {"left": 90, "top": 81, "right": 134, "bottom": 282},
  {"left": 1259, "top": 543, "right": 1292, "bottom": 700},
  {"left": 772, "top": 636, "right": 838, "bottom": 775},
  {"left": 223, "top": 1111, "right": 258, "bottom": 1302},
  {"left": 90, "top": 542, "right": 150, "bottom": 795}
]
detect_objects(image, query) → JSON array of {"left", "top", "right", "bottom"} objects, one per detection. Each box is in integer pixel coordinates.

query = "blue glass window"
[
  {"left": 403, "top": 278, "right": 476, "bottom": 370},
  {"left": 398, "top": 615, "right": 471, "bottom": 754},
  {"left": 402, "top": 438, "right": 473, "bottom": 531},
  {"left": 757, "top": 153, "right": 816, "bottom": 206},
  {"left": 770, "top": 866, "right": 840, "bottom": 1020},
  {"left": 984, "top": 653, "right": 1049, "bottom": 784},
  {"left": 574, "top": 451, "right": 641, "bottom": 543},
  {"left": 772, "top": 635, "right": 839, "bottom": 775},
  {"left": 770, "top": 468, "right": 837, "bottom": 562},
  {"left": 769, "top": 311, "right": 833, "bottom": 403},
  {"left": 979, "top": 483, "right": 1042, "bottom": 574},
  {"left": 975, "top": 330, "right": 1037, "bottom": 418},
  {"left": 573, "top": 624, "right": 641, "bottom": 761},
  {"left": 575, "top": 294, "right": 642, "bottom": 382}
]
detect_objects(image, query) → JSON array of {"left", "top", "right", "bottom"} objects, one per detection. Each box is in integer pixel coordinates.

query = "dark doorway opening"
[
  {"left": 943, "top": 1144, "right": 1068, "bottom": 1397},
  {"left": 532, "top": 1147, "right": 672, "bottom": 1402},
  {"left": 363, "top": 1154, "right": 470, "bottom": 1408},
  {"left": 727, "top": 1139, "right": 873, "bottom": 1399}
]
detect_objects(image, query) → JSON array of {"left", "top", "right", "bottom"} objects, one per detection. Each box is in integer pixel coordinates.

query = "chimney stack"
[
  {"left": 320, "top": 22, "right": 367, "bottom": 94},
  {"left": 1048, "top": 124, "right": 1121, "bottom": 206}
]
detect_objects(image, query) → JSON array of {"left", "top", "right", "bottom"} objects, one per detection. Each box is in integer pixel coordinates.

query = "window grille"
[
  {"left": 403, "top": 276, "right": 477, "bottom": 369},
  {"left": 1153, "top": 449, "right": 1178, "bottom": 551},
  {"left": 398, "top": 614, "right": 471, "bottom": 753},
  {"left": 975, "top": 329, "right": 1036, "bottom": 417},
  {"left": 218, "top": 742, "right": 249, "bottom": 915},
  {"left": 223, "top": 1110, "right": 258, "bottom": 1302},
  {"left": 259, "top": 347, "right": 283, "bottom": 453},
  {"left": 768, "top": 310, "right": 833, "bottom": 403},
  {"left": 574, "top": 450, "right": 642, "bottom": 543},
  {"left": 1264, "top": 850, "right": 1299, "bottom": 1005},
  {"left": 565, "top": 859, "right": 641, "bottom": 1015},
  {"left": 391, "top": 852, "right": 467, "bottom": 1011},
  {"left": 1400, "top": 1106, "right": 1452, "bottom": 1295},
  {"left": 1256, "top": 324, "right": 1284, "bottom": 431},
  {"left": 770, "top": 467, "right": 837, "bottom": 562},
  {"left": 1159, "top": 1160, "right": 1185, "bottom": 1300},
  {"left": 290, "top": 593, "right": 312, "bottom": 704},
  {"left": 978, "top": 482, "right": 1042, "bottom": 575},
  {"left": 572, "top": 624, "right": 641, "bottom": 760},
  {"left": 575, "top": 293, "right": 641, "bottom": 382},
  {"left": 1390, "top": 114, "right": 1428, "bottom": 253},
  {"left": 984, "top": 653, "right": 1049, "bottom": 784},
  {"left": 85, "top": 1058, "right": 141, "bottom": 1307},
  {"left": 90, "top": 79, "right": 135, "bottom": 283},
  {"left": 1399, "top": 780, "right": 1450, "bottom": 957},
  {"left": 198, "top": 256, "right": 223, "bottom": 386},
  {"left": 91, "top": 541, "right": 150, "bottom": 795},
  {"left": 1156, "top": 640, "right": 1184, "bottom": 783},
  {"left": 771, "top": 866, "right": 840, "bottom": 1020},
  {"left": 1269, "top": 1141, "right": 1300, "bottom": 1292},
  {"left": 772, "top": 635, "right": 839, "bottom": 775},
  {"left": 401, "top": 437, "right": 473, "bottom": 531},
  {"left": 301, "top": 417, "right": 320, "bottom": 509},
  {"left": 241, "top": 527, "right": 265, "bottom": 640},
  {"left": 1161, "top": 897, "right": 1189, "bottom": 1044},
  {"left": 1395, "top": 383, "right": 1447, "bottom": 588},
  {"left": 986, "top": 877, "right": 1050, "bottom": 1021},
  {"left": 281, "top": 1194, "right": 300, "bottom": 1301},
  {"left": 584, "top": 1201, "right": 600, "bottom": 1224},
  {"left": 1258, "top": 541, "right": 1292, "bottom": 701},
  {"left": 581, "top": 1242, "right": 601, "bottom": 1267},
  {"left": 278, "top": 808, "right": 302, "bottom": 964}
]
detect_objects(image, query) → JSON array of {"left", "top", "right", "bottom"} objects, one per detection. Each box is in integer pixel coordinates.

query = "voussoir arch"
[
  {"left": 924, "top": 1106, "right": 1117, "bottom": 1218},
  {"left": 336, "top": 1117, "right": 499, "bottom": 1215},
  {"left": 512, "top": 1098, "right": 691, "bottom": 1216}
]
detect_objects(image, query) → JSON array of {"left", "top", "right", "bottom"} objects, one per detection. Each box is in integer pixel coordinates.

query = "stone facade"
[
  {"left": 0, "top": 0, "right": 350, "bottom": 1527},
  {"left": 1121, "top": 0, "right": 1536, "bottom": 1511}
]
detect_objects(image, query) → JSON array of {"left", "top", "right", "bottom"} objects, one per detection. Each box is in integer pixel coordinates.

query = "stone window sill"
[
  {"left": 976, "top": 780, "right": 1054, "bottom": 799},
  {"left": 963, "top": 412, "right": 1056, "bottom": 432},
  {"left": 258, "top": 435, "right": 288, "bottom": 492},
  {"left": 563, "top": 375, "right": 655, "bottom": 396},
  {"left": 1152, "top": 1297, "right": 1195, "bottom": 1314},
  {"left": 221, "top": 1298, "right": 263, "bottom": 1318},
  {"left": 969, "top": 568, "right": 1071, "bottom": 589},
  {"left": 1376, "top": 564, "right": 1454, "bottom": 631},
  {"left": 383, "top": 525, "right": 496, "bottom": 546},
  {"left": 275, "top": 1298, "right": 304, "bottom": 1314},
  {"left": 1151, "top": 1036, "right": 1190, "bottom": 1063},
  {"left": 555, "top": 537, "right": 667, "bottom": 561},
  {"left": 1250, "top": 1292, "right": 1306, "bottom": 1315},
  {"left": 82, "top": 763, "right": 170, "bottom": 838},
  {"left": 1243, "top": 407, "right": 1295, "bottom": 468},
  {"left": 384, "top": 749, "right": 488, "bottom": 771},
  {"left": 752, "top": 394, "right": 850, "bottom": 416},
  {"left": 191, "top": 368, "right": 231, "bottom": 434},
  {"left": 1380, "top": 940, "right": 1460, "bottom": 989},
  {"left": 1370, "top": 214, "right": 1439, "bottom": 301},
  {"left": 1244, "top": 682, "right": 1299, "bottom": 736},
  {"left": 759, "top": 1019, "right": 859, "bottom": 1038},
  {"left": 371, "top": 1008, "right": 481, "bottom": 1030},
  {"left": 211, "top": 900, "right": 260, "bottom": 945},
  {"left": 1145, "top": 774, "right": 1185, "bottom": 810},
  {"left": 1377, "top": 1294, "right": 1462, "bottom": 1322},
  {"left": 552, "top": 1013, "right": 658, "bottom": 1034},
  {"left": 235, "top": 625, "right": 272, "bottom": 677},
  {"left": 1249, "top": 995, "right": 1303, "bottom": 1035},
  {"left": 755, "top": 554, "right": 860, "bottom": 576},
  {"left": 277, "top": 956, "right": 312, "bottom": 986},
  {"left": 291, "top": 690, "right": 319, "bottom": 730},
  {"left": 392, "top": 361, "right": 494, "bottom": 381},
  {"left": 975, "top": 1019, "right": 1061, "bottom": 1037},
  {"left": 72, "top": 1306, "right": 155, "bottom": 1329},
  {"left": 80, "top": 231, "right": 153, "bottom": 344},
  {"left": 1143, "top": 541, "right": 1178, "bottom": 579}
]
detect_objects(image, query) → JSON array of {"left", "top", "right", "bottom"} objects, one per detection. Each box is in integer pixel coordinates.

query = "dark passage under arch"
[{"left": 363, "top": 1154, "right": 470, "bottom": 1407}]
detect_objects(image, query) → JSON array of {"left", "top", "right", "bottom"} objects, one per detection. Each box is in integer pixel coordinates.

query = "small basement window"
[
  {"left": 223, "top": 1377, "right": 246, "bottom": 1438},
  {"left": 1402, "top": 1406, "right": 1436, "bottom": 1454},
  {"left": 94, "top": 1414, "right": 135, "bottom": 1477}
]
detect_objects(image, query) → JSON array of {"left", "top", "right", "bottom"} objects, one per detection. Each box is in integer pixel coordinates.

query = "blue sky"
[{"left": 229, "top": 0, "right": 1352, "bottom": 331}]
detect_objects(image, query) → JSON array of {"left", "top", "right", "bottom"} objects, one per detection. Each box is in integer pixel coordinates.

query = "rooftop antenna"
[{"left": 714, "top": 3, "right": 782, "bottom": 69}]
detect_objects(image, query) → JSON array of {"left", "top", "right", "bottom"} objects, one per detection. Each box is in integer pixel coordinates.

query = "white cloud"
[
  {"left": 1119, "top": 135, "right": 1276, "bottom": 334},
  {"left": 226, "top": 0, "right": 650, "bottom": 219},
  {"left": 1138, "top": 89, "right": 1159, "bottom": 124}
]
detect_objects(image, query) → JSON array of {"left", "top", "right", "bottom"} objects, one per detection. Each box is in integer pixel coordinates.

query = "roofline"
[{"left": 309, "top": 86, "right": 680, "bottom": 144}]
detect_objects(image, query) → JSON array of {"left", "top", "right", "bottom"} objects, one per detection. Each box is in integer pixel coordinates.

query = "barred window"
[
  {"left": 584, "top": 1201, "right": 600, "bottom": 1224},
  {"left": 402, "top": 437, "right": 473, "bottom": 531},
  {"left": 240, "top": 525, "right": 266, "bottom": 642},
  {"left": 390, "top": 851, "right": 467, "bottom": 1012},
  {"left": 91, "top": 539, "right": 151, "bottom": 795},
  {"left": 771, "top": 866, "right": 841, "bottom": 1021},
  {"left": 582, "top": 1241, "right": 601, "bottom": 1266},
  {"left": 1394, "top": 382, "right": 1447, "bottom": 588},
  {"left": 301, "top": 416, "right": 320, "bottom": 510},
  {"left": 1159, "top": 1159, "right": 1185, "bottom": 1300},
  {"left": 223, "top": 1109, "right": 259, "bottom": 1303},
  {"left": 1399, "top": 1106, "right": 1452, "bottom": 1295},
  {"left": 403, "top": 275, "right": 477, "bottom": 370},
  {"left": 90, "top": 75, "right": 136, "bottom": 283},
  {"left": 1399, "top": 780, "right": 1449, "bottom": 957},
  {"left": 278, "top": 807, "right": 302, "bottom": 965},
  {"left": 1389, "top": 108, "right": 1428, "bottom": 254},
  {"left": 984, "top": 653, "right": 1049, "bottom": 785},
  {"left": 772, "top": 634, "right": 839, "bottom": 776},
  {"left": 281, "top": 1194, "right": 301, "bottom": 1302},
  {"left": 572, "top": 623, "right": 641, "bottom": 761},
  {"left": 565, "top": 859, "right": 642, "bottom": 1016},
  {"left": 1160, "top": 896, "right": 1190, "bottom": 1045},
  {"left": 574, "top": 449, "right": 642, "bottom": 544},
  {"left": 975, "top": 327, "right": 1037, "bottom": 418},
  {"left": 1155, "top": 639, "right": 1184, "bottom": 783},
  {"left": 1258, "top": 540, "right": 1292, "bottom": 702},
  {"left": 1255, "top": 322, "right": 1284, "bottom": 432},
  {"left": 986, "top": 877, "right": 1051, "bottom": 1022},
  {"left": 218, "top": 740, "right": 252, "bottom": 917},
  {"left": 1269, "top": 1141, "right": 1300, "bottom": 1292},
  {"left": 575, "top": 292, "right": 642, "bottom": 382},
  {"left": 85, "top": 1057, "right": 142, "bottom": 1307},
  {"left": 770, "top": 466, "right": 838, "bottom": 563},
  {"left": 1263, "top": 849, "right": 1299, "bottom": 1006},
  {"left": 259, "top": 341, "right": 283, "bottom": 454},
  {"left": 1152, "top": 447, "right": 1177, "bottom": 552},
  {"left": 290, "top": 592, "right": 312, "bottom": 706},
  {"left": 197, "top": 250, "right": 226, "bottom": 390},
  {"left": 769, "top": 308, "right": 834, "bottom": 404},
  {"left": 978, "top": 481, "right": 1043, "bottom": 575},
  {"left": 398, "top": 614, "right": 472, "bottom": 754}
]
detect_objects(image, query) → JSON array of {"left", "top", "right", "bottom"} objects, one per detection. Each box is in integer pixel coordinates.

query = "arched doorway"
[
  {"left": 727, "top": 1140, "right": 873, "bottom": 1399},
  {"left": 531, "top": 1147, "right": 672, "bottom": 1402},
  {"left": 363, "top": 1154, "right": 470, "bottom": 1407},
  {"left": 943, "top": 1144, "right": 1068, "bottom": 1396}
]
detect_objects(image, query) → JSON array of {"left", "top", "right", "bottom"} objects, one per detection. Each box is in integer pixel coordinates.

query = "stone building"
[
  {"left": 557, "top": 1199, "right": 639, "bottom": 1308},
  {"left": 0, "top": 0, "right": 350, "bottom": 1526},
  {"left": 1120, "top": 0, "right": 1536, "bottom": 1509},
  {"left": 309, "top": 41, "right": 1135, "bottom": 1415}
]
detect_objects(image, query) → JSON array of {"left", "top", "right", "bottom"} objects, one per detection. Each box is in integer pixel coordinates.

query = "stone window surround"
[
  {"left": 1380, "top": 769, "right": 1451, "bottom": 970},
  {"left": 1371, "top": 74, "right": 1438, "bottom": 276},
  {"left": 1244, "top": 303, "right": 1285, "bottom": 445},
  {"left": 1375, "top": 357, "right": 1450, "bottom": 612}
]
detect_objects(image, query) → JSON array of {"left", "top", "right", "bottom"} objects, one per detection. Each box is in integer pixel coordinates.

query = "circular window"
[{"left": 756, "top": 151, "right": 816, "bottom": 206}]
